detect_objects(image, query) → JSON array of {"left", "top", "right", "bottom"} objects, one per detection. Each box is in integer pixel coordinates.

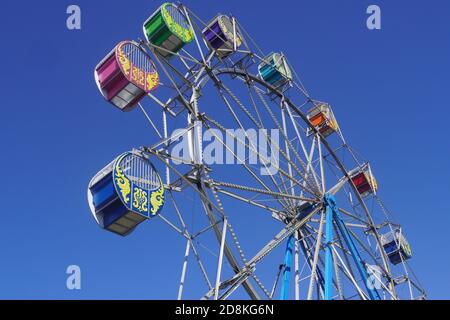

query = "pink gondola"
[{"left": 94, "top": 41, "right": 159, "bottom": 112}]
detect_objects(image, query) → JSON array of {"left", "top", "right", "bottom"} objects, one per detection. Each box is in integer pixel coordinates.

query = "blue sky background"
[{"left": 0, "top": 0, "right": 449, "bottom": 299}]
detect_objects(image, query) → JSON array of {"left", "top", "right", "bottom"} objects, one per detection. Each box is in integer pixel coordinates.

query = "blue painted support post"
[
  {"left": 280, "top": 235, "right": 295, "bottom": 300},
  {"left": 333, "top": 209, "right": 381, "bottom": 300},
  {"left": 324, "top": 194, "right": 335, "bottom": 300}
]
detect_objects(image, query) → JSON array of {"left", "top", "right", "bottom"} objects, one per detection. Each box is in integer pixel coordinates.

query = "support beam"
[
  {"left": 307, "top": 210, "right": 325, "bottom": 300},
  {"left": 294, "top": 232, "right": 300, "bottom": 300},
  {"left": 324, "top": 194, "right": 335, "bottom": 300},
  {"left": 334, "top": 209, "right": 381, "bottom": 300},
  {"left": 198, "top": 182, "right": 261, "bottom": 300},
  {"left": 280, "top": 235, "right": 294, "bottom": 300},
  {"left": 214, "top": 218, "right": 228, "bottom": 300},
  {"left": 178, "top": 239, "right": 191, "bottom": 300},
  {"left": 270, "top": 265, "right": 284, "bottom": 299}
]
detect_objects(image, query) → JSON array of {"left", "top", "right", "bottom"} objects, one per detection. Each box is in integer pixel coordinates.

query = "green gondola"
[{"left": 143, "top": 2, "right": 194, "bottom": 58}]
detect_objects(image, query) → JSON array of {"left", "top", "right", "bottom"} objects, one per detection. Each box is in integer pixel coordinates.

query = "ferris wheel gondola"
[
  {"left": 381, "top": 228, "right": 412, "bottom": 265},
  {"left": 143, "top": 2, "right": 194, "bottom": 58},
  {"left": 94, "top": 40, "right": 159, "bottom": 111},
  {"left": 258, "top": 52, "right": 292, "bottom": 89},
  {"left": 87, "top": 151, "right": 165, "bottom": 236},
  {"left": 306, "top": 103, "right": 339, "bottom": 137},
  {"left": 202, "top": 14, "right": 242, "bottom": 58}
]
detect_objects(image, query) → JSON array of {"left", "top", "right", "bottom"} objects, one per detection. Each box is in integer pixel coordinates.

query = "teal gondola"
[{"left": 258, "top": 52, "right": 292, "bottom": 88}]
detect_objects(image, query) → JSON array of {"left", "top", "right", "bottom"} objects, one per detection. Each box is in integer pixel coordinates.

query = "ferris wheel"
[{"left": 87, "top": 2, "right": 426, "bottom": 300}]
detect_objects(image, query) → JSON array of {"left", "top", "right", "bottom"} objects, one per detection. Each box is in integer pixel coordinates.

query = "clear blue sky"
[{"left": 0, "top": 0, "right": 449, "bottom": 299}]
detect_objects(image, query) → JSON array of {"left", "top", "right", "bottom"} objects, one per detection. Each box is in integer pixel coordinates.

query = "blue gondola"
[
  {"left": 381, "top": 228, "right": 412, "bottom": 265},
  {"left": 87, "top": 151, "right": 165, "bottom": 236}
]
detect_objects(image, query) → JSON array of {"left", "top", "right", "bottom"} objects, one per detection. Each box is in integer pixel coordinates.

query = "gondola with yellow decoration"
[
  {"left": 87, "top": 151, "right": 165, "bottom": 236},
  {"left": 143, "top": 2, "right": 194, "bottom": 58},
  {"left": 94, "top": 40, "right": 159, "bottom": 112}
]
